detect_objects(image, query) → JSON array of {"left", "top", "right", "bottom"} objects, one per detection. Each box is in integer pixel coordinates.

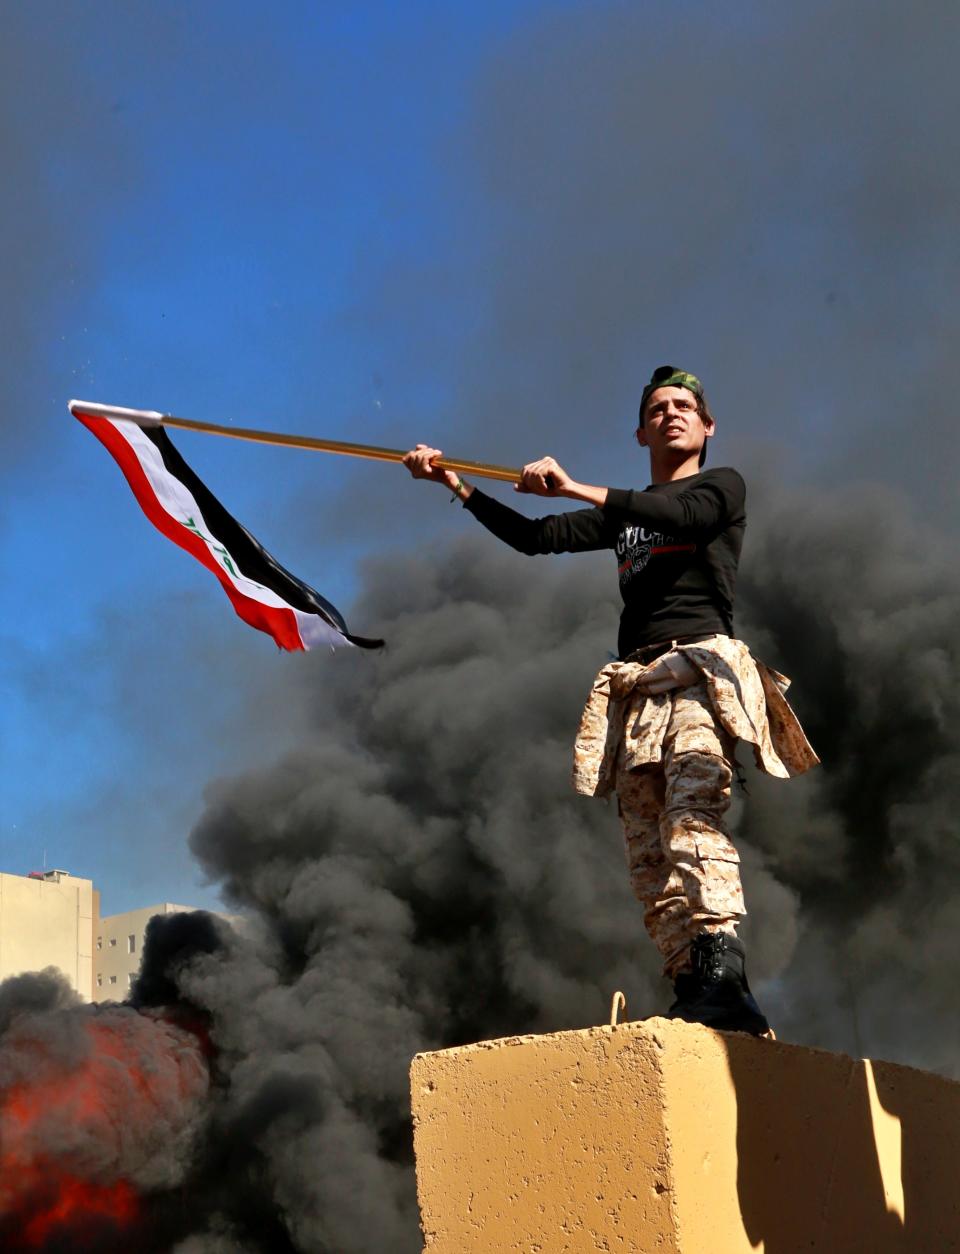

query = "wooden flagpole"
[{"left": 68, "top": 400, "right": 522, "bottom": 484}]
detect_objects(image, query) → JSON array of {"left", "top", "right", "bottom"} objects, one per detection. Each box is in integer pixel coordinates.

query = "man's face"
[{"left": 636, "top": 385, "right": 714, "bottom": 459}]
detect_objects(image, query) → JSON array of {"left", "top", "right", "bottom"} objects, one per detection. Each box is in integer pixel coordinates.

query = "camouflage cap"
[{"left": 638, "top": 365, "right": 703, "bottom": 422}]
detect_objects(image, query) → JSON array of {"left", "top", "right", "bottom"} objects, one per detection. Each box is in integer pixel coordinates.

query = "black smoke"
[
  {"left": 173, "top": 538, "right": 638, "bottom": 1250},
  {"left": 736, "top": 485, "right": 960, "bottom": 1066}
]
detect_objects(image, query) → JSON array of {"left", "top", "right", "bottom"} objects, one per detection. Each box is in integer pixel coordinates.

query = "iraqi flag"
[{"left": 70, "top": 400, "right": 383, "bottom": 652}]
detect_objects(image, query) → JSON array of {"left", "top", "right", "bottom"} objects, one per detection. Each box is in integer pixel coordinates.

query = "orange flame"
[
  {"left": 0, "top": 1010, "right": 209, "bottom": 1248},
  {"left": 15, "top": 1170, "right": 138, "bottom": 1246}
]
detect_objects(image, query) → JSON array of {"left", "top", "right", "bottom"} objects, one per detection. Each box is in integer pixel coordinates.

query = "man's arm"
[
  {"left": 518, "top": 456, "right": 744, "bottom": 534},
  {"left": 401, "top": 444, "right": 611, "bottom": 554},
  {"left": 463, "top": 488, "right": 610, "bottom": 555},
  {"left": 401, "top": 444, "right": 741, "bottom": 549},
  {"left": 602, "top": 475, "right": 743, "bottom": 532}
]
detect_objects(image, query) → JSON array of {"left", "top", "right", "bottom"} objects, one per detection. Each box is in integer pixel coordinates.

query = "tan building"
[
  {"left": 0, "top": 869, "right": 98, "bottom": 1001},
  {"left": 0, "top": 872, "right": 226, "bottom": 1004},
  {"left": 93, "top": 902, "right": 200, "bottom": 1001}
]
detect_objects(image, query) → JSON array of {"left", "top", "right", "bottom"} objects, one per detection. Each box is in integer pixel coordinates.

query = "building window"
[
  {"left": 96, "top": 937, "right": 102, "bottom": 950},
  {"left": 109, "top": 938, "right": 117, "bottom": 947},
  {"left": 109, "top": 975, "right": 117, "bottom": 985},
  {"left": 127, "top": 972, "right": 136, "bottom": 987},
  {"left": 127, "top": 934, "right": 136, "bottom": 954},
  {"left": 96, "top": 974, "right": 103, "bottom": 987}
]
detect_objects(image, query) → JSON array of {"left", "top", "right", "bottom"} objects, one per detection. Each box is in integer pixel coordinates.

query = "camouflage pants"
[{"left": 616, "top": 679, "right": 745, "bottom": 978}]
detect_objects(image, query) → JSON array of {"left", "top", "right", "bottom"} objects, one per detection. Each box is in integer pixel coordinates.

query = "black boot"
[{"left": 666, "top": 932, "right": 770, "bottom": 1037}]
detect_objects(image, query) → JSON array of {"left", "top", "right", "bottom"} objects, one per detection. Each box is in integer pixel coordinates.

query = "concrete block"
[{"left": 411, "top": 1017, "right": 960, "bottom": 1252}]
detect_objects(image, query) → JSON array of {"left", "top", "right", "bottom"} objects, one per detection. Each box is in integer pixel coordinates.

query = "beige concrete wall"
[
  {"left": 93, "top": 902, "right": 198, "bottom": 1001},
  {"left": 411, "top": 1017, "right": 960, "bottom": 1253},
  {"left": 0, "top": 871, "right": 96, "bottom": 1001}
]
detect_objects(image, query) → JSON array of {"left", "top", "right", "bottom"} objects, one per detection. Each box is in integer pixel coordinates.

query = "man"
[{"left": 403, "top": 365, "right": 817, "bottom": 1036}]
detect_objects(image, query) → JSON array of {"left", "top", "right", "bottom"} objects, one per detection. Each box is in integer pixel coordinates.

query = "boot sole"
[{"left": 667, "top": 1008, "right": 772, "bottom": 1037}]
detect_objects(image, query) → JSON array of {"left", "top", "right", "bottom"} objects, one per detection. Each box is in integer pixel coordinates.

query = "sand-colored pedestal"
[{"left": 411, "top": 1017, "right": 960, "bottom": 1252}]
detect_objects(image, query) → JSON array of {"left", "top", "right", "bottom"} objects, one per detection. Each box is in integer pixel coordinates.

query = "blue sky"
[
  {"left": 2, "top": 0, "right": 547, "bottom": 911},
  {"left": 2, "top": 0, "right": 957, "bottom": 914}
]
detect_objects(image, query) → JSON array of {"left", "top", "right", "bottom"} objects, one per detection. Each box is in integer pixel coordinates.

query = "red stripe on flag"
[{"left": 76, "top": 412, "right": 305, "bottom": 650}]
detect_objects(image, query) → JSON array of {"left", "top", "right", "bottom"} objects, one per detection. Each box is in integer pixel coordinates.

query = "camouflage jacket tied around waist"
[{"left": 572, "top": 634, "right": 820, "bottom": 798}]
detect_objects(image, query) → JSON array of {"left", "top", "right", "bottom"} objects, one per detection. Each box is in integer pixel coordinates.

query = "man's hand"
[
  {"left": 515, "top": 457, "right": 608, "bottom": 507},
  {"left": 403, "top": 444, "right": 460, "bottom": 489},
  {"left": 515, "top": 456, "right": 574, "bottom": 497},
  {"left": 402, "top": 444, "right": 474, "bottom": 500}
]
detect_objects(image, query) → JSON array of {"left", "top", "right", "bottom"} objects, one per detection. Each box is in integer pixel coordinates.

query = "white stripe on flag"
[{"left": 293, "top": 608, "right": 354, "bottom": 650}]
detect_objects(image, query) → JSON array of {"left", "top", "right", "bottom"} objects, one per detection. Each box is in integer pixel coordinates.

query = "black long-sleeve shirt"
[{"left": 463, "top": 467, "right": 746, "bottom": 657}]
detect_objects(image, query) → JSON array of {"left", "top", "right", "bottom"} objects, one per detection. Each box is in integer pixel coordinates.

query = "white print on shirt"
[{"left": 615, "top": 523, "right": 696, "bottom": 585}]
